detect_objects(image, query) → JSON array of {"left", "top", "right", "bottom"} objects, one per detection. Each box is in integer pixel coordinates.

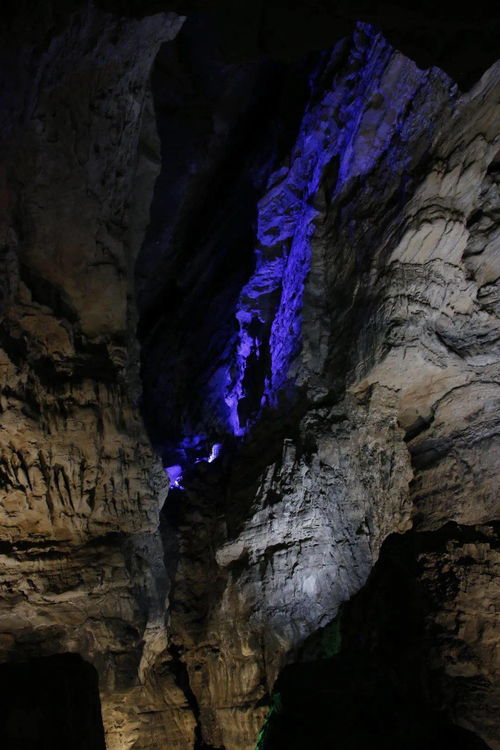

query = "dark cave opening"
[{"left": 0, "top": 653, "right": 106, "bottom": 750}]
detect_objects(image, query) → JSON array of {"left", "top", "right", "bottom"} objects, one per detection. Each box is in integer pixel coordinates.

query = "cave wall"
[
  {"left": 0, "top": 5, "right": 192, "bottom": 749},
  {"left": 145, "top": 25, "right": 499, "bottom": 749},
  {"left": 257, "top": 524, "right": 497, "bottom": 750},
  {"left": 0, "top": 3, "right": 499, "bottom": 750}
]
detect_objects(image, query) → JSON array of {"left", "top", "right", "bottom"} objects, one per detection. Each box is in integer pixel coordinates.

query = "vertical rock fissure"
[
  {"left": 135, "top": 17, "right": 500, "bottom": 749},
  {"left": 168, "top": 644, "right": 224, "bottom": 750},
  {"left": 0, "top": 4, "right": 499, "bottom": 749}
]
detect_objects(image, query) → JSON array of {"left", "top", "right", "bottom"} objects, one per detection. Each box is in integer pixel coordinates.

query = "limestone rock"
[
  {"left": 0, "top": 5, "right": 185, "bottom": 748},
  {"left": 150, "top": 27, "right": 500, "bottom": 750},
  {"left": 0, "top": 7, "right": 498, "bottom": 750}
]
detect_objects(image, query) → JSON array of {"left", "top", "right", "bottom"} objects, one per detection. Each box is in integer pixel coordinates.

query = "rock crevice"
[{"left": 0, "top": 6, "right": 498, "bottom": 750}]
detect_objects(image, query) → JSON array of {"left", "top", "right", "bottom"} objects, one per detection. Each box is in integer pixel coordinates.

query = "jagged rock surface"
[
  {"left": 143, "top": 26, "right": 500, "bottom": 750},
  {"left": 0, "top": 7, "right": 498, "bottom": 750},
  {"left": 256, "top": 524, "right": 498, "bottom": 750},
  {"left": 0, "top": 5, "right": 188, "bottom": 749}
]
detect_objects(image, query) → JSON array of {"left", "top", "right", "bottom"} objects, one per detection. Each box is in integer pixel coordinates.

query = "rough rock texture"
[
  {"left": 418, "top": 524, "right": 500, "bottom": 748},
  {"left": 257, "top": 525, "right": 498, "bottom": 750},
  {"left": 0, "top": 2, "right": 181, "bottom": 542},
  {"left": 140, "top": 24, "right": 500, "bottom": 750},
  {"left": 0, "top": 4, "right": 188, "bottom": 749},
  {"left": 0, "top": 5, "right": 499, "bottom": 750}
]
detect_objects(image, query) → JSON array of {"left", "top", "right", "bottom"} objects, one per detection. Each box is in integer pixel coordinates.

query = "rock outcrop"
[
  {"left": 0, "top": 4, "right": 188, "bottom": 748},
  {"left": 0, "top": 5, "right": 498, "bottom": 750},
  {"left": 140, "top": 23, "right": 500, "bottom": 750}
]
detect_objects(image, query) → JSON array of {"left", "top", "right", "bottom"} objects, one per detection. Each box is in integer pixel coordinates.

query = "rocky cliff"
[
  {"left": 0, "top": 5, "right": 187, "bottom": 748},
  {"left": 0, "top": 3, "right": 498, "bottom": 750}
]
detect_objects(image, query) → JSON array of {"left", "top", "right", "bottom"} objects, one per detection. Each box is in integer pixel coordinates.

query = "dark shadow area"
[
  {"left": 259, "top": 527, "right": 491, "bottom": 750},
  {"left": 0, "top": 653, "right": 106, "bottom": 750},
  {"left": 3, "top": 1, "right": 499, "bottom": 90},
  {"left": 136, "top": 13, "right": 313, "bottom": 462}
]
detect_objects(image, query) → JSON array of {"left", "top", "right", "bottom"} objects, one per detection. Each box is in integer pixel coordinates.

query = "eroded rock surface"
[
  {"left": 0, "top": 6, "right": 498, "bottom": 750},
  {"left": 144, "top": 25, "right": 500, "bottom": 750},
  {"left": 0, "top": 4, "right": 188, "bottom": 748}
]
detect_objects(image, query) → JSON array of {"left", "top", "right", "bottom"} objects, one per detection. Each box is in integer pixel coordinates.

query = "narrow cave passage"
[
  {"left": 0, "top": 1, "right": 497, "bottom": 748},
  {"left": 0, "top": 654, "right": 106, "bottom": 750}
]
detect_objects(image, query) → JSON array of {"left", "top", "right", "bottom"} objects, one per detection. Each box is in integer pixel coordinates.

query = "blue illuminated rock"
[{"left": 0, "top": 7, "right": 499, "bottom": 750}]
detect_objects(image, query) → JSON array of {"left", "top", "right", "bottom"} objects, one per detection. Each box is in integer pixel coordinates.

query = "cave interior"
[{"left": 0, "top": 1, "right": 499, "bottom": 749}]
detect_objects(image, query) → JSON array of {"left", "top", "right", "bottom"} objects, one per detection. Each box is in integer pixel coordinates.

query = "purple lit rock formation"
[
  {"left": 0, "top": 4, "right": 499, "bottom": 750},
  {"left": 142, "top": 21, "right": 500, "bottom": 750}
]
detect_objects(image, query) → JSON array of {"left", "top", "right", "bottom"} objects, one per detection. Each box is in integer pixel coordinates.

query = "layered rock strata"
[
  {"left": 0, "top": 5, "right": 189, "bottom": 749},
  {"left": 142, "top": 25, "right": 500, "bottom": 750},
  {"left": 0, "top": 6, "right": 498, "bottom": 750}
]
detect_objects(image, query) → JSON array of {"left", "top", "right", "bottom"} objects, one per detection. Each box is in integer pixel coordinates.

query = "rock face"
[
  {"left": 255, "top": 525, "right": 498, "bottom": 750},
  {"left": 0, "top": 5, "right": 499, "bottom": 750},
  {"left": 138, "top": 24, "right": 499, "bottom": 750},
  {"left": 0, "top": 4, "right": 188, "bottom": 749}
]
